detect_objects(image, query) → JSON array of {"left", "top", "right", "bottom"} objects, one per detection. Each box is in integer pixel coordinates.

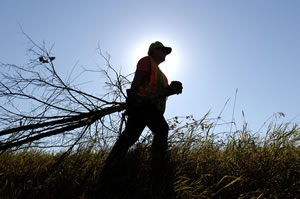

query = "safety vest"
[{"left": 137, "top": 56, "right": 168, "bottom": 113}]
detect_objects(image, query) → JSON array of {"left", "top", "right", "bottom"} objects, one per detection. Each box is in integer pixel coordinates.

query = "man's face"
[{"left": 152, "top": 48, "right": 167, "bottom": 63}]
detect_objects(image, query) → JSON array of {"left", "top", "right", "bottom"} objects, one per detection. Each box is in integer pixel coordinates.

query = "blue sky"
[{"left": 1, "top": 0, "right": 299, "bottom": 134}]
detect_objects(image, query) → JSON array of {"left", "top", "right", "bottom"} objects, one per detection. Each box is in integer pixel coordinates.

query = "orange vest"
[{"left": 137, "top": 56, "right": 168, "bottom": 113}]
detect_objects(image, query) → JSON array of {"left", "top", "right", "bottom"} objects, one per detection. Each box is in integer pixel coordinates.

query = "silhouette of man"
[{"left": 100, "top": 41, "right": 182, "bottom": 198}]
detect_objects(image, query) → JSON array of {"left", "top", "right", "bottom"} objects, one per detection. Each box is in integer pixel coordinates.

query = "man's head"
[
  {"left": 148, "top": 41, "right": 172, "bottom": 56},
  {"left": 148, "top": 41, "right": 172, "bottom": 64}
]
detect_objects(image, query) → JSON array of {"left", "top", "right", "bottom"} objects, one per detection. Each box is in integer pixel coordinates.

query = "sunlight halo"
[{"left": 129, "top": 37, "right": 182, "bottom": 80}]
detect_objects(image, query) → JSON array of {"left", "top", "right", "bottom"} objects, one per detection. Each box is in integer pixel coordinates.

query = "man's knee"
[
  {"left": 154, "top": 119, "right": 169, "bottom": 133},
  {"left": 116, "top": 130, "right": 138, "bottom": 147},
  {"left": 163, "top": 121, "right": 169, "bottom": 132},
  {"left": 152, "top": 122, "right": 169, "bottom": 144},
  {"left": 159, "top": 121, "right": 169, "bottom": 137}
]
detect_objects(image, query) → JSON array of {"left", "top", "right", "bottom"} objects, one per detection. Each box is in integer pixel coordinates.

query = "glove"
[{"left": 169, "top": 81, "right": 183, "bottom": 95}]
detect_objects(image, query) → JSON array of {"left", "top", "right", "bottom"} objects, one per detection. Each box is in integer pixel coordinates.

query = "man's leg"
[
  {"left": 104, "top": 115, "right": 146, "bottom": 167},
  {"left": 101, "top": 112, "right": 146, "bottom": 174},
  {"left": 97, "top": 112, "right": 147, "bottom": 197},
  {"left": 148, "top": 114, "right": 169, "bottom": 171},
  {"left": 146, "top": 110, "right": 170, "bottom": 197}
]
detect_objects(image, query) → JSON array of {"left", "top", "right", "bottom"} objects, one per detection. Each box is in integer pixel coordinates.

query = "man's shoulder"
[
  {"left": 137, "top": 56, "right": 151, "bottom": 72},
  {"left": 138, "top": 56, "right": 151, "bottom": 63}
]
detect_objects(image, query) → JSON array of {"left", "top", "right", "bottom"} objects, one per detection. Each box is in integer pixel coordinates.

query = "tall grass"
[
  {"left": 0, "top": 116, "right": 299, "bottom": 199},
  {"left": 172, "top": 122, "right": 299, "bottom": 198}
]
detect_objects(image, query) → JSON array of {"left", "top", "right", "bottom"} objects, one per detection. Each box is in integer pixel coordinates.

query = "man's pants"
[{"left": 100, "top": 103, "right": 169, "bottom": 194}]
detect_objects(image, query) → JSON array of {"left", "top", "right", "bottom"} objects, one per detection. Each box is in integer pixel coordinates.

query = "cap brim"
[{"left": 164, "top": 47, "right": 172, "bottom": 55}]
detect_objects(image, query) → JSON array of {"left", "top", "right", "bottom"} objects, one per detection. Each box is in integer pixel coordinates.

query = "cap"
[{"left": 148, "top": 41, "right": 172, "bottom": 56}]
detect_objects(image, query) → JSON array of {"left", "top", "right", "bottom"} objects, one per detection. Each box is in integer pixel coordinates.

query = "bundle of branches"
[{"left": 0, "top": 34, "right": 130, "bottom": 152}]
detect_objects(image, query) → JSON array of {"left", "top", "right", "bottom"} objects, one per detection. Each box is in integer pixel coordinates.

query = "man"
[{"left": 100, "top": 41, "right": 183, "bottom": 197}]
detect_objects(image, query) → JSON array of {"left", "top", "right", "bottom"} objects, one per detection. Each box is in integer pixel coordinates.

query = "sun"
[{"left": 130, "top": 37, "right": 181, "bottom": 80}]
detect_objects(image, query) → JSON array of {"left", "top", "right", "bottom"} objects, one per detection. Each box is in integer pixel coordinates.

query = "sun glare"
[{"left": 130, "top": 37, "right": 181, "bottom": 79}]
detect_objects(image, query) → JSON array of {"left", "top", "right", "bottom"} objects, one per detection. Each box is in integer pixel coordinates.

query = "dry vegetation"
[{"left": 0, "top": 115, "right": 299, "bottom": 199}]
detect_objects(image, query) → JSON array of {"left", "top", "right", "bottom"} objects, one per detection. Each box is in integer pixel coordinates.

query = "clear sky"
[{"left": 1, "top": 0, "right": 299, "bottom": 134}]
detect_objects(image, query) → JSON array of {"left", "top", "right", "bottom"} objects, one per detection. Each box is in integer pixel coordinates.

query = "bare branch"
[{"left": 0, "top": 34, "right": 130, "bottom": 152}]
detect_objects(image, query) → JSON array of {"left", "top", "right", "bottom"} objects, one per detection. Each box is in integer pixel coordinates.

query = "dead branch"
[{"left": 0, "top": 34, "right": 130, "bottom": 152}]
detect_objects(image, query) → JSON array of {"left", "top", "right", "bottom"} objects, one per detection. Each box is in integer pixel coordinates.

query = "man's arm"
[{"left": 128, "top": 70, "right": 182, "bottom": 101}]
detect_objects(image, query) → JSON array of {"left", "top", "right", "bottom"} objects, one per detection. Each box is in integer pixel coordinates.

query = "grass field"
[{"left": 0, "top": 117, "right": 299, "bottom": 199}]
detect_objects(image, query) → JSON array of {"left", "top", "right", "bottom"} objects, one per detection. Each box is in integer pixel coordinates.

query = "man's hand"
[{"left": 168, "top": 81, "right": 183, "bottom": 95}]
